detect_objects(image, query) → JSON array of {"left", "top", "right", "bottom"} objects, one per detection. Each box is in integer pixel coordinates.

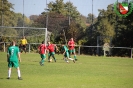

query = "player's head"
[
  {"left": 61, "top": 42, "right": 66, "bottom": 46},
  {"left": 42, "top": 41, "right": 44, "bottom": 44},
  {"left": 70, "top": 38, "right": 73, "bottom": 41},
  {"left": 11, "top": 40, "right": 16, "bottom": 46},
  {"left": 23, "top": 36, "right": 25, "bottom": 39},
  {"left": 47, "top": 41, "right": 51, "bottom": 45}
]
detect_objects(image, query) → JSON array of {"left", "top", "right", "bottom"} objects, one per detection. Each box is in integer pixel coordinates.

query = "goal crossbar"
[
  {"left": 0, "top": 26, "right": 46, "bottom": 30},
  {"left": 0, "top": 26, "right": 48, "bottom": 45}
]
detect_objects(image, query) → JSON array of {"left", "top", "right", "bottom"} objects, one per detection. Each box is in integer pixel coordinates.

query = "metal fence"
[
  {"left": 0, "top": 42, "right": 132, "bottom": 59},
  {"left": 76, "top": 45, "right": 133, "bottom": 59}
]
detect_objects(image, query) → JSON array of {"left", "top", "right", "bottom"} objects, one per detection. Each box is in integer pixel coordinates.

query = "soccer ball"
[{"left": 50, "top": 58, "right": 52, "bottom": 62}]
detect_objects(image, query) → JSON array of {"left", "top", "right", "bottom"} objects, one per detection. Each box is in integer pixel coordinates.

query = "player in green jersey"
[
  {"left": 7, "top": 40, "right": 22, "bottom": 80},
  {"left": 62, "top": 43, "right": 75, "bottom": 63}
]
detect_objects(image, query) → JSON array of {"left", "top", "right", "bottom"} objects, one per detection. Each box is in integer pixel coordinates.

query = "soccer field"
[{"left": 0, "top": 52, "right": 133, "bottom": 88}]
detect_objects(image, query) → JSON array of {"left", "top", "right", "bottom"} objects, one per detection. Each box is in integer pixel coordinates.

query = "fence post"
[
  {"left": 78, "top": 46, "right": 80, "bottom": 55},
  {"left": 131, "top": 48, "right": 132, "bottom": 59},
  {"left": 103, "top": 48, "right": 106, "bottom": 57},
  {"left": 97, "top": 36, "right": 99, "bottom": 55},
  {"left": 4, "top": 42, "right": 5, "bottom": 52}
]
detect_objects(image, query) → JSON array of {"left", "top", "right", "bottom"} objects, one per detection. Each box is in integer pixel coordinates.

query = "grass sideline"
[{"left": 0, "top": 52, "right": 133, "bottom": 88}]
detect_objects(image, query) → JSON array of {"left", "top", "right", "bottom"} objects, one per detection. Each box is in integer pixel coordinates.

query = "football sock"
[
  {"left": 41, "top": 59, "right": 44, "bottom": 64},
  {"left": 74, "top": 55, "right": 77, "bottom": 59},
  {"left": 8, "top": 70, "right": 11, "bottom": 77},
  {"left": 52, "top": 55, "right": 56, "bottom": 61},
  {"left": 17, "top": 70, "right": 21, "bottom": 77},
  {"left": 68, "top": 58, "right": 74, "bottom": 60},
  {"left": 64, "top": 58, "right": 68, "bottom": 61},
  {"left": 48, "top": 54, "right": 51, "bottom": 61}
]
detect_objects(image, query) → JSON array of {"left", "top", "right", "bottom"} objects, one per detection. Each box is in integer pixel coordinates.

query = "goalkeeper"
[{"left": 20, "top": 36, "right": 28, "bottom": 53}]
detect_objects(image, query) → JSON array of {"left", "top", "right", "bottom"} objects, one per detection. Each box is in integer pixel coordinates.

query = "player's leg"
[
  {"left": 40, "top": 54, "right": 43, "bottom": 65},
  {"left": 7, "top": 68, "right": 12, "bottom": 79},
  {"left": 67, "top": 52, "right": 75, "bottom": 63},
  {"left": 40, "top": 54, "right": 46, "bottom": 65},
  {"left": 24, "top": 45, "right": 26, "bottom": 53},
  {"left": 51, "top": 52, "right": 56, "bottom": 62},
  {"left": 64, "top": 52, "right": 69, "bottom": 63},
  {"left": 22, "top": 45, "right": 24, "bottom": 53},
  {"left": 7, "top": 62, "right": 12, "bottom": 79},
  {"left": 73, "top": 49, "right": 77, "bottom": 61},
  {"left": 69, "top": 50, "right": 72, "bottom": 57},
  {"left": 14, "top": 61, "right": 22, "bottom": 80},
  {"left": 16, "top": 67, "right": 22, "bottom": 80},
  {"left": 48, "top": 53, "right": 51, "bottom": 62}
]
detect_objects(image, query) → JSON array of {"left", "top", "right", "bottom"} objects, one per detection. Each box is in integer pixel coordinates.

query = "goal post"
[
  {"left": 45, "top": 28, "right": 47, "bottom": 45},
  {"left": 0, "top": 26, "right": 48, "bottom": 52}
]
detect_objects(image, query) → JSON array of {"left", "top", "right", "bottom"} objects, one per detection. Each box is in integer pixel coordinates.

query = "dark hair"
[
  {"left": 11, "top": 40, "right": 16, "bottom": 45},
  {"left": 62, "top": 42, "right": 66, "bottom": 45},
  {"left": 42, "top": 41, "right": 44, "bottom": 44}
]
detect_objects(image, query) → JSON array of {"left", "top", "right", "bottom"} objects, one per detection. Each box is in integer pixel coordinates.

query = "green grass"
[{"left": 0, "top": 52, "right": 133, "bottom": 88}]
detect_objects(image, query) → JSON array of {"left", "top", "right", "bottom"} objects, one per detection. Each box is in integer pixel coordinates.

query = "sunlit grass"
[{"left": 0, "top": 52, "right": 133, "bottom": 88}]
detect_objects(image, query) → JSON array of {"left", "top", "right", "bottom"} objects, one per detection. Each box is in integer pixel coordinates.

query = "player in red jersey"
[
  {"left": 47, "top": 41, "right": 58, "bottom": 62},
  {"left": 68, "top": 38, "right": 77, "bottom": 61},
  {"left": 38, "top": 41, "right": 47, "bottom": 66}
]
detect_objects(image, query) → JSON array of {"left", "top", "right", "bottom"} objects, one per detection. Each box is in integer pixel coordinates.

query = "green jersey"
[
  {"left": 63, "top": 45, "right": 68, "bottom": 52},
  {"left": 62, "top": 45, "right": 69, "bottom": 58},
  {"left": 7, "top": 46, "right": 20, "bottom": 61}
]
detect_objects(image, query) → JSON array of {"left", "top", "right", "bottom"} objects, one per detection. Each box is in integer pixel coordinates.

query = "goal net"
[{"left": 0, "top": 26, "right": 47, "bottom": 52}]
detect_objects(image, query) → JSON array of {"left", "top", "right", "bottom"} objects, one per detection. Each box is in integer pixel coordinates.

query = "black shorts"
[{"left": 19, "top": 44, "right": 26, "bottom": 49}]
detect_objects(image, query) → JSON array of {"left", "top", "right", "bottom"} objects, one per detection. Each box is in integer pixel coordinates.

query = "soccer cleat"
[
  {"left": 18, "top": 77, "right": 22, "bottom": 80},
  {"left": 39, "top": 62, "right": 41, "bottom": 65},
  {"left": 7, "top": 77, "right": 10, "bottom": 79},
  {"left": 39, "top": 62, "right": 44, "bottom": 66},
  {"left": 66, "top": 61, "right": 69, "bottom": 63},
  {"left": 41, "top": 63, "right": 44, "bottom": 66},
  {"left": 75, "top": 59, "right": 78, "bottom": 61},
  {"left": 73, "top": 60, "right": 75, "bottom": 63}
]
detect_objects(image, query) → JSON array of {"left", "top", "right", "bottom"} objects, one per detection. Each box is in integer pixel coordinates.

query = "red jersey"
[
  {"left": 38, "top": 44, "right": 47, "bottom": 54},
  {"left": 68, "top": 40, "right": 75, "bottom": 50},
  {"left": 47, "top": 44, "right": 55, "bottom": 52}
]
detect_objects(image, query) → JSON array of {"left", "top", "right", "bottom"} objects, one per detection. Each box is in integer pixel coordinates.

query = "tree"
[
  {"left": 86, "top": 13, "right": 96, "bottom": 24},
  {"left": 0, "top": 0, "right": 16, "bottom": 26},
  {"left": 29, "top": 15, "right": 38, "bottom": 21},
  {"left": 31, "top": 0, "right": 85, "bottom": 44}
]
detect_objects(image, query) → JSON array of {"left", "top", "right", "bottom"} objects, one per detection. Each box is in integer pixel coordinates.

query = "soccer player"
[
  {"left": 68, "top": 38, "right": 77, "bottom": 61},
  {"left": 38, "top": 41, "right": 47, "bottom": 66},
  {"left": 62, "top": 43, "right": 75, "bottom": 63},
  {"left": 7, "top": 40, "right": 22, "bottom": 80},
  {"left": 20, "top": 36, "right": 27, "bottom": 53},
  {"left": 47, "top": 41, "right": 58, "bottom": 62}
]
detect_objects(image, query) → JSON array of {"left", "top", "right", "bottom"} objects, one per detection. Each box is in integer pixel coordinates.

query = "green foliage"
[
  {"left": 1, "top": 0, "right": 133, "bottom": 57},
  {"left": 48, "top": 0, "right": 65, "bottom": 14},
  {"left": 86, "top": 13, "right": 97, "bottom": 24},
  {"left": 0, "top": 0, "right": 15, "bottom": 26},
  {"left": 84, "top": 3, "right": 133, "bottom": 56},
  {"left": 32, "top": 0, "right": 85, "bottom": 44}
]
